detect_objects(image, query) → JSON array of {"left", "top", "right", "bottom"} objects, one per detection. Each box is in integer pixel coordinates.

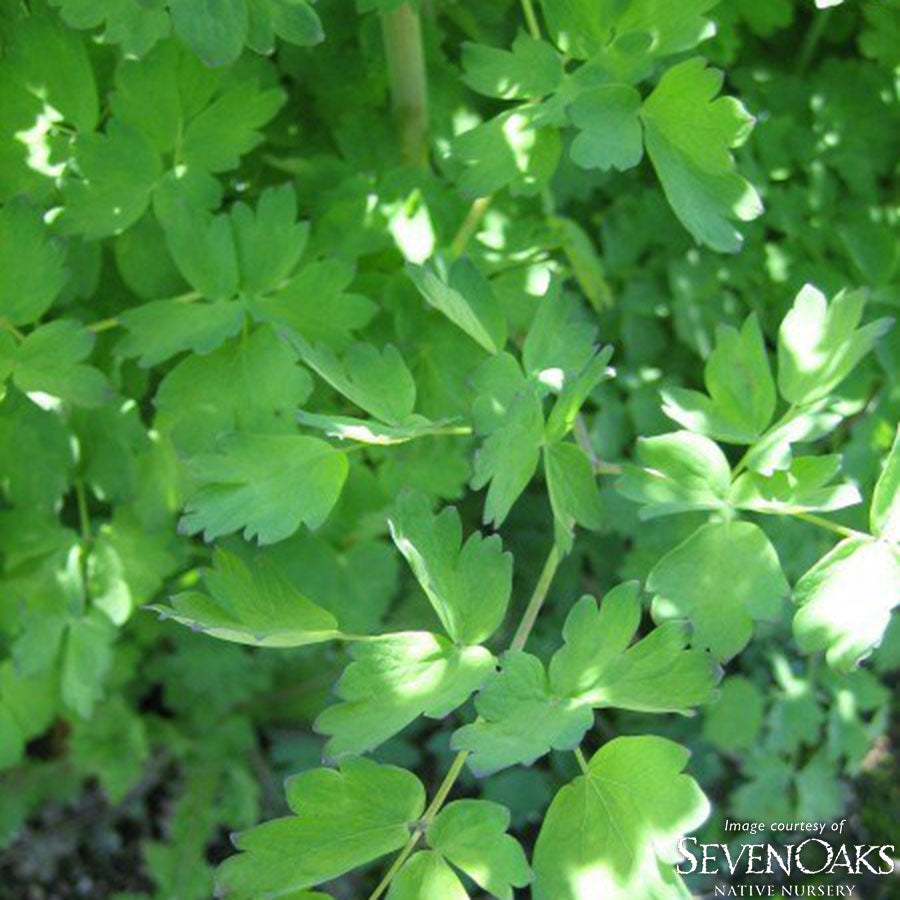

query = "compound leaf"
[
  {"left": 569, "top": 84, "right": 643, "bottom": 172},
  {"left": 793, "top": 536, "right": 900, "bottom": 671},
  {"left": 388, "top": 491, "right": 512, "bottom": 645},
  {"left": 180, "top": 433, "right": 348, "bottom": 544},
  {"left": 532, "top": 736, "right": 710, "bottom": 900},
  {"left": 315, "top": 632, "right": 495, "bottom": 758},
  {"left": 217, "top": 757, "right": 425, "bottom": 898},
  {"left": 153, "top": 548, "right": 339, "bottom": 647},
  {"left": 647, "top": 521, "right": 789, "bottom": 660}
]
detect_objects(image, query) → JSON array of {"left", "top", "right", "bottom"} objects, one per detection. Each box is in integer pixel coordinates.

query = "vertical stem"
[
  {"left": 381, "top": 4, "right": 429, "bottom": 167},
  {"left": 449, "top": 196, "right": 492, "bottom": 258},
  {"left": 520, "top": 0, "right": 542, "bottom": 39},
  {"left": 510, "top": 544, "right": 560, "bottom": 652},
  {"left": 574, "top": 747, "right": 589, "bottom": 773}
]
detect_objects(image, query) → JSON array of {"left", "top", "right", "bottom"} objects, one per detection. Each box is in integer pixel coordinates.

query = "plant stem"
[
  {"left": 575, "top": 414, "right": 622, "bottom": 475},
  {"left": 86, "top": 290, "right": 202, "bottom": 334},
  {"left": 381, "top": 4, "right": 429, "bottom": 167},
  {"left": 520, "top": 0, "right": 542, "bottom": 39},
  {"left": 793, "top": 511, "right": 865, "bottom": 540},
  {"left": 796, "top": 8, "right": 832, "bottom": 75},
  {"left": 74, "top": 478, "right": 91, "bottom": 543},
  {"left": 450, "top": 196, "right": 491, "bottom": 258},
  {"left": 574, "top": 747, "right": 589, "bottom": 773},
  {"left": 423, "top": 749, "right": 469, "bottom": 823},
  {"left": 510, "top": 543, "right": 561, "bottom": 651},
  {"left": 367, "top": 832, "right": 421, "bottom": 900}
]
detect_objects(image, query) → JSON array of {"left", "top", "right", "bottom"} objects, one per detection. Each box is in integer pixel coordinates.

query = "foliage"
[{"left": 0, "top": 1, "right": 897, "bottom": 899}]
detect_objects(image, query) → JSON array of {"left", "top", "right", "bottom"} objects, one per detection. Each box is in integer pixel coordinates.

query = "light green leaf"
[
  {"left": 231, "top": 184, "right": 308, "bottom": 298},
  {"left": 118, "top": 300, "right": 245, "bottom": 367},
  {"left": 60, "top": 122, "right": 162, "bottom": 238},
  {"left": 296, "top": 411, "right": 457, "bottom": 446},
  {"left": 871, "top": 425, "right": 900, "bottom": 541},
  {"left": 569, "top": 84, "right": 643, "bottom": 172},
  {"left": 451, "top": 652, "right": 594, "bottom": 776},
  {"left": 315, "top": 632, "right": 495, "bottom": 758},
  {"left": 661, "top": 314, "right": 776, "bottom": 443},
  {"left": 406, "top": 255, "right": 506, "bottom": 355},
  {"left": 532, "top": 736, "right": 710, "bottom": 900},
  {"left": 641, "top": 58, "right": 761, "bottom": 252},
  {"left": 462, "top": 32, "right": 562, "bottom": 101},
  {"left": 427, "top": 800, "right": 532, "bottom": 900},
  {"left": 388, "top": 491, "right": 512, "bottom": 644},
  {"left": 544, "top": 442, "right": 604, "bottom": 551},
  {"left": 702, "top": 675, "right": 764, "bottom": 753},
  {"left": 544, "top": 348, "right": 615, "bottom": 443},
  {"left": 9, "top": 320, "right": 112, "bottom": 407},
  {"left": 0, "top": 661, "right": 57, "bottom": 769},
  {"left": 0, "top": 199, "right": 66, "bottom": 326},
  {"left": 180, "top": 433, "right": 349, "bottom": 544},
  {"left": 471, "top": 387, "right": 544, "bottom": 527},
  {"left": 387, "top": 851, "right": 468, "bottom": 900},
  {"left": 616, "top": 431, "right": 731, "bottom": 519},
  {"left": 647, "top": 521, "right": 789, "bottom": 660},
  {"left": 549, "top": 586, "right": 718, "bottom": 711},
  {"left": 777, "top": 284, "right": 894, "bottom": 405},
  {"left": 731, "top": 455, "right": 862, "bottom": 515},
  {"left": 285, "top": 334, "right": 416, "bottom": 425},
  {"left": 217, "top": 758, "right": 425, "bottom": 899},
  {"left": 62, "top": 609, "right": 117, "bottom": 719},
  {"left": 153, "top": 548, "right": 338, "bottom": 647},
  {"left": 793, "top": 536, "right": 900, "bottom": 671},
  {"left": 155, "top": 325, "right": 313, "bottom": 454},
  {"left": 169, "top": 0, "right": 248, "bottom": 67}
]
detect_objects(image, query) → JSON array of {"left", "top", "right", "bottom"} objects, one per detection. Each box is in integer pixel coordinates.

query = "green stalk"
[{"left": 381, "top": 4, "right": 429, "bottom": 167}]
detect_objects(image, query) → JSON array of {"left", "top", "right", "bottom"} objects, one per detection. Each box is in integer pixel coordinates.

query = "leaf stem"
[
  {"left": 381, "top": 4, "right": 429, "bottom": 167},
  {"left": 449, "top": 196, "right": 492, "bottom": 258},
  {"left": 520, "top": 0, "right": 542, "bottom": 39},
  {"left": 367, "top": 831, "right": 421, "bottom": 900},
  {"left": 74, "top": 478, "right": 91, "bottom": 543},
  {"left": 86, "top": 290, "right": 203, "bottom": 334},
  {"left": 510, "top": 543, "right": 561, "bottom": 651},
  {"left": 792, "top": 512, "right": 865, "bottom": 541},
  {"left": 574, "top": 746, "right": 589, "bottom": 773},
  {"left": 575, "top": 414, "right": 622, "bottom": 475},
  {"left": 0, "top": 318, "right": 25, "bottom": 341}
]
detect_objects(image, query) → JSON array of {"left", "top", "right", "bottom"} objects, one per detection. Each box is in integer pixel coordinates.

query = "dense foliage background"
[{"left": 0, "top": 1, "right": 897, "bottom": 898}]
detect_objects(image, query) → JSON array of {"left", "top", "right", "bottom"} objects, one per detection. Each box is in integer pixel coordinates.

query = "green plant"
[{"left": 0, "top": 1, "right": 897, "bottom": 899}]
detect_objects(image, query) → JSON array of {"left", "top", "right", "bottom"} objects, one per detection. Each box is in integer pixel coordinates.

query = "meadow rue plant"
[{"left": 0, "top": 1, "right": 897, "bottom": 898}]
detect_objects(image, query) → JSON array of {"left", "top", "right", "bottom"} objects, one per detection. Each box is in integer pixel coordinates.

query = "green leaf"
[
  {"left": 702, "top": 675, "right": 764, "bottom": 753},
  {"left": 6, "top": 320, "right": 111, "bottom": 407},
  {"left": 285, "top": 334, "right": 416, "bottom": 425},
  {"left": 661, "top": 314, "right": 776, "bottom": 443},
  {"left": 450, "top": 109, "right": 561, "bottom": 198},
  {"left": 388, "top": 491, "right": 512, "bottom": 645},
  {"left": 388, "top": 851, "right": 468, "bottom": 900},
  {"left": 426, "top": 800, "right": 532, "bottom": 900},
  {"left": 155, "top": 189, "right": 239, "bottom": 301},
  {"left": 231, "top": 184, "right": 309, "bottom": 298},
  {"left": 180, "top": 433, "right": 349, "bottom": 544},
  {"left": 461, "top": 32, "right": 562, "bottom": 101},
  {"left": 296, "top": 411, "right": 456, "bottom": 446},
  {"left": 777, "top": 284, "right": 894, "bottom": 405},
  {"left": 569, "top": 84, "right": 643, "bottom": 172},
  {"left": 549, "top": 586, "right": 718, "bottom": 711},
  {"left": 155, "top": 325, "right": 313, "bottom": 454},
  {"left": 0, "top": 199, "right": 66, "bottom": 326},
  {"left": 532, "top": 736, "right": 710, "bottom": 900},
  {"left": 62, "top": 609, "right": 117, "bottom": 719},
  {"left": 871, "top": 425, "right": 899, "bottom": 541},
  {"left": 616, "top": 431, "right": 731, "bottom": 519},
  {"left": 60, "top": 122, "right": 162, "bottom": 238},
  {"left": 640, "top": 58, "right": 762, "bottom": 252},
  {"left": 731, "top": 455, "right": 862, "bottom": 515},
  {"left": 48, "top": 0, "right": 170, "bottom": 58},
  {"left": 471, "top": 387, "right": 544, "bottom": 527},
  {"left": 406, "top": 255, "right": 506, "bottom": 355},
  {"left": 0, "top": 661, "right": 57, "bottom": 769},
  {"left": 544, "top": 348, "right": 615, "bottom": 443},
  {"left": 647, "top": 521, "right": 789, "bottom": 660},
  {"left": 217, "top": 758, "right": 425, "bottom": 899},
  {"left": 153, "top": 548, "right": 339, "bottom": 647},
  {"left": 270, "top": 0, "right": 325, "bottom": 46},
  {"left": 452, "top": 652, "right": 594, "bottom": 776},
  {"left": 544, "top": 442, "right": 604, "bottom": 551},
  {"left": 169, "top": 0, "right": 249, "bottom": 67},
  {"left": 118, "top": 300, "right": 245, "bottom": 367},
  {"left": 793, "top": 536, "right": 900, "bottom": 671},
  {"left": 315, "top": 632, "right": 495, "bottom": 758}
]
